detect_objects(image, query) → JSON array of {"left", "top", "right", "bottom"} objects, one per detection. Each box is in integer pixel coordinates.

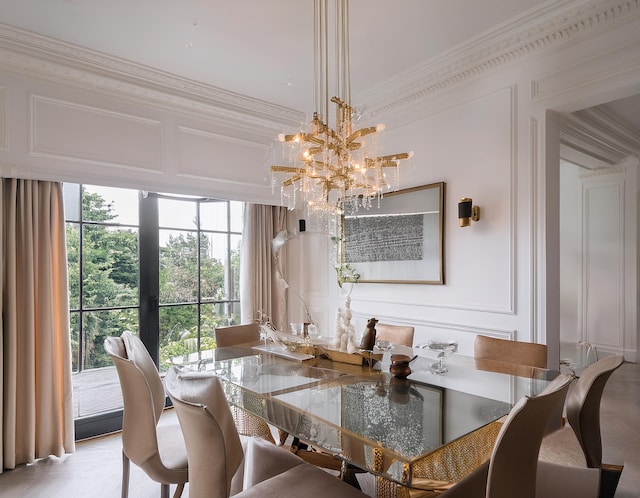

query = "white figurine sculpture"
[{"left": 334, "top": 295, "right": 358, "bottom": 353}]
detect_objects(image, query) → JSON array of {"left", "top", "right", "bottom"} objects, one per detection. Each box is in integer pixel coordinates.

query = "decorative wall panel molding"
[
  {"left": 176, "top": 125, "right": 269, "bottom": 183},
  {"left": 346, "top": 86, "right": 517, "bottom": 316},
  {"left": 351, "top": 311, "right": 514, "bottom": 337},
  {"left": 582, "top": 179, "right": 625, "bottom": 350},
  {"left": 30, "top": 95, "right": 163, "bottom": 172},
  {"left": 530, "top": 115, "right": 541, "bottom": 343},
  {"left": 349, "top": 295, "right": 517, "bottom": 316},
  {"left": 0, "top": 86, "right": 6, "bottom": 151}
]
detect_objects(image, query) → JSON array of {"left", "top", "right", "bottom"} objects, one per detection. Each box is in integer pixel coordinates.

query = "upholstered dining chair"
[
  {"left": 474, "top": 335, "right": 548, "bottom": 369},
  {"left": 473, "top": 335, "right": 566, "bottom": 435},
  {"left": 164, "top": 366, "right": 369, "bottom": 498},
  {"left": 104, "top": 331, "right": 188, "bottom": 498},
  {"left": 375, "top": 323, "right": 415, "bottom": 348},
  {"left": 214, "top": 322, "right": 261, "bottom": 347},
  {"left": 214, "top": 322, "right": 276, "bottom": 444},
  {"left": 539, "top": 354, "right": 625, "bottom": 498},
  {"left": 434, "top": 373, "right": 600, "bottom": 498}
]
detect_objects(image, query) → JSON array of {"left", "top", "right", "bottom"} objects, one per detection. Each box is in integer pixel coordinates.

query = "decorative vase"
[{"left": 389, "top": 354, "right": 413, "bottom": 379}]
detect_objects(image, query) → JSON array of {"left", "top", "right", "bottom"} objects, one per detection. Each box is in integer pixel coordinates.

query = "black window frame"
[{"left": 66, "top": 184, "right": 243, "bottom": 439}]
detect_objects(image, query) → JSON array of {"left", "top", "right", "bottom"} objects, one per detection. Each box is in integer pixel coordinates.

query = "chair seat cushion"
[
  {"left": 231, "top": 436, "right": 308, "bottom": 493},
  {"left": 538, "top": 425, "right": 587, "bottom": 468},
  {"left": 156, "top": 422, "right": 189, "bottom": 471},
  {"left": 233, "top": 462, "right": 369, "bottom": 498}
]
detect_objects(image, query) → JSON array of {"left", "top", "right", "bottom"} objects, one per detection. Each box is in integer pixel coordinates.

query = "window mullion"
[{"left": 138, "top": 192, "right": 160, "bottom": 367}]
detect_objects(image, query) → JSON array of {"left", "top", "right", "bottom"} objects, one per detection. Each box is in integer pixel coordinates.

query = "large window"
[
  {"left": 155, "top": 193, "right": 243, "bottom": 369},
  {"left": 64, "top": 184, "right": 243, "bottom": 435}
]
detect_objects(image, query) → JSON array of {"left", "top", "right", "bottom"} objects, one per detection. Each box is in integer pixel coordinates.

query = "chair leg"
[
  {"left": 599, "top": 464, "right": 624, "bottom": 498},
  {"left": 173, "top": 483, "right": 185, "bottom": 498},
  {"left": 121, "top": 451, "right": 130, "bottom": 498},
  {"left": 161, "top": 483, "right": 169, "bottom": 498}
]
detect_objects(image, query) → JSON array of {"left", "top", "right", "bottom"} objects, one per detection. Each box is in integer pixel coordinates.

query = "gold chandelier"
[{"left": 270, "top": 0, "right": 413, "bottom": 217}]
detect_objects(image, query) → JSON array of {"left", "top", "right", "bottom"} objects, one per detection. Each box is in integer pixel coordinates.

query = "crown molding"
[
  {"left": 358, "top": 0, "right": 640, "bottom": 118},
  {"left": 579, "top": 164, "right": 626, "bottom": 178},
  {"left": 561, "top": 106, "right": 640, "bottom": 165},
  {"left": 0, "top": 24, "right": 304, "bottom": 141},
  {"left": 0, "top": 0, "right": 638, "bottom": 131}
]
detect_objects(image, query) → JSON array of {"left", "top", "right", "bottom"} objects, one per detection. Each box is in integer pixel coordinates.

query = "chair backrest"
[
  {"left": 104, "top": 331, "right": 165, "bottom": 468},
  {"left": 215, "top": 322, "right": 261, "bottom": 348},
  {"left": 474, "top": 335, "right": 548, "bottom": 369},
  {"left": 375, "top": 323, "right": 415, "bottom": 347},
  {"left": 486, "top": 373, "right": 574, "bottom": 498},
  {"left": 164, "top": 367, "right": 245, "bottom": 498},
  {"left": 474, "top": 358, "right": 550, "bottom": 379},
  {"left": 565, "top": 354, "right": 624, "bottom": 468}
]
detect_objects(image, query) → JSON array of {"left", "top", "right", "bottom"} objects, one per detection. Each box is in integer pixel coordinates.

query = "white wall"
[
  {"left": 558, "top": 158, "right": 638, "bottom": 360},
  {"left": 559, "top": 161, "right": 582, "bottom": 343},
  {"left": 1, "top": 1, "right": 639, "bottom": 363}
]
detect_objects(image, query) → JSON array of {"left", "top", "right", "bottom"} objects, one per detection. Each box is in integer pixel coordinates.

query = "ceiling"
[
  {"left": 0, "top": 0, "right": 638, "bottom": 132},
  {"left": 596, "top": 94, "right": 640, "bottom": 131},
  {"left": 0, "top": 0, "right": 556, "bottom": 112}
]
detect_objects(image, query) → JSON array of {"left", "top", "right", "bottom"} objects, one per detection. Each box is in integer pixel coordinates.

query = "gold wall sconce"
[{"left": 458, "top": 198, "right": 480, "bottom": 227}]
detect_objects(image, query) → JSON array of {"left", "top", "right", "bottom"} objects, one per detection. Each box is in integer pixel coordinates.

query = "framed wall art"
[{"left": 340, "top": 182, "right": 445, "bottom": 284}]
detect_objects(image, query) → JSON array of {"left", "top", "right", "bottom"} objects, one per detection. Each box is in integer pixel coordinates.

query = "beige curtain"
[
  {"left": 1, "top": 178, "right": 75, "bottom": 472},
  {"left": 240, "top": 204, "right": 289, "bottom": 331}
]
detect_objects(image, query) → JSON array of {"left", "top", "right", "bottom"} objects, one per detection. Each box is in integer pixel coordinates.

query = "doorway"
[{"left": 558, "top": 96, "right": 640, "bottom": 360}]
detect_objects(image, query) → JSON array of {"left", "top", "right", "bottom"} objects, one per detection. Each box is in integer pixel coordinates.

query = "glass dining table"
[{"left": 169, "top": 343, "right": 558, "bottom": 491}]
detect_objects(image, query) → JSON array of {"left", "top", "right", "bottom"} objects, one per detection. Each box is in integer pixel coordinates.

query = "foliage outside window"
[
  {"left": 65, "top": 184, "right": 243, "bottom": 419},
  {"left": 65, "top": 184, "right": 140, "bottom": 372},
  {"left": 156, "top": 194, "right": 243, "bottom": 368}
]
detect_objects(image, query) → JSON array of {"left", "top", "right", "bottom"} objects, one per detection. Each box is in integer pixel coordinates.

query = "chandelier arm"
[
  {"left": 345, "top": 126, "right": 378, "bottom": 145},
  {"left": 279, "top": 133, "right": 301, "bottom": 143},
  {"left": 367, "top": 152, "right": 413, "bottom": 163},
  {"left": 305, "top": 160, "right": 341, "bottom": 173},
  {"left": 282, "top": 175, "right": 305, "bottom": 187},
  {"left": 300, "top": 134, "right": 326, "bottom": 146},
  {"left": 379, "top": 164, "right": 400, "bottom": 171},
  {"left": 270, "top": 166, "right": 305, "bottom": 173},
  {"left": 307, "top": 144, "right": 337, "bottom": 156}
]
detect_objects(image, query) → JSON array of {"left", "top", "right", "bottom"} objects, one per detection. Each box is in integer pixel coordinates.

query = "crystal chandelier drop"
[{"left": 270, "top": 0, "right": 413, "bottom": 220}]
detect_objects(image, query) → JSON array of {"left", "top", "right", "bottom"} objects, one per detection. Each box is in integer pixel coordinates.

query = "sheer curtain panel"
[
  {"left": 1, "top": 178, "right": 74, "bottom": 472},
  {"left": 240, "top": 204, "right": 289, "bottom": 331}
]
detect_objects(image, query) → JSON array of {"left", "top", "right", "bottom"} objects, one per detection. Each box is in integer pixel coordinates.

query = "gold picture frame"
[{"left": 340, "top": 182, "right": 445, "bottom": 284}]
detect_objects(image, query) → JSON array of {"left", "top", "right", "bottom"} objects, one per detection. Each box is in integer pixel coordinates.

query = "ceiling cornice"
[
  {"left": 561, "top": 106, "right": 640, "bottom": 165},
  {"left": 0, "top": 23, "right": 304, "bottom": 141},
  {"left": 358, "top": 0, "right": 640, "bottom": 119},
  {"left": 0, "top": 0, "right": 638, "bottom": 132}
]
